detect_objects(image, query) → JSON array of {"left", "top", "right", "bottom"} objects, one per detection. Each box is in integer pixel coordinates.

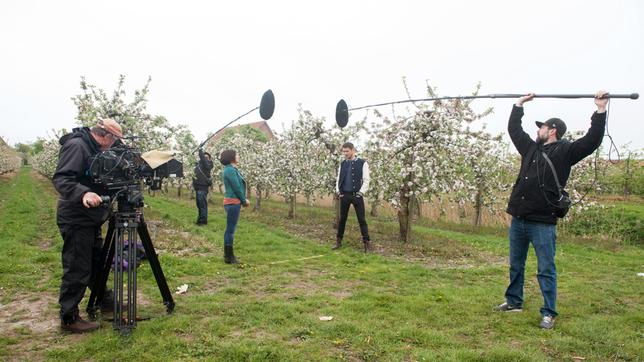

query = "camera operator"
[
  {"left": 193, "top": 148, "right": 214, "bottom": 225},
  {"left": 494, "top": 91, "right": 608, "bottom": 330},
  {"left": 53, "top": 118, "right": 123, "bottom": 333}
]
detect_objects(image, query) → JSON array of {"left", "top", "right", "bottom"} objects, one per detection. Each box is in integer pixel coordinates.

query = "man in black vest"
[
  {"left": 53, "top": 118, "right": 123, "bottom": 333},
  {"left": 333, "top": 142, "right": 371, "bottom": 252},
  {"left": 495, "top": 91, "right": 608, "bottom": 330},
  {"left": 193, "top": 148, "right": 213, "bottom": 225}
]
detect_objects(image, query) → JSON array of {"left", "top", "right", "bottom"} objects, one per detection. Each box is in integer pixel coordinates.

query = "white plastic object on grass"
[{"left": 175, "top": 284, "right": 189, "bottom": 294}]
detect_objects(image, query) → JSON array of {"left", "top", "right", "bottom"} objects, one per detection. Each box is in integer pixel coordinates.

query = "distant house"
[{"left": 208, "top": 120, "right": 275, "bottom": 143}]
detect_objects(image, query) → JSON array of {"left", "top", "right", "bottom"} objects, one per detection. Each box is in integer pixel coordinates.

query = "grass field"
[{"left": 0, "top": 167, "right": 642, "bottom": 361}]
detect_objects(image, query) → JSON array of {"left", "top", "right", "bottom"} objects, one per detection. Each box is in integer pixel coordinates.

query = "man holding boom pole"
[{"left": 495, "top": 90, "right": 608, "bottom": 329}]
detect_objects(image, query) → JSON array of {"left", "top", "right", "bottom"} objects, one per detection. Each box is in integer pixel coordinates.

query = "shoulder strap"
[
  {"left": 196, "top": 161, "right": 211, "bottom": 180},
  {"left": 541, "top": 151, "right": 563, "bottom": 200}
]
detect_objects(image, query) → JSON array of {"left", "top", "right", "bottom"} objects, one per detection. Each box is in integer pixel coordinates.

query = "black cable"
[
  {"left": 604, "top": 99, "right": 620, "bottom": 164},
  {"left": 573, "top": 98, "right": 621, "bottom": 205}
]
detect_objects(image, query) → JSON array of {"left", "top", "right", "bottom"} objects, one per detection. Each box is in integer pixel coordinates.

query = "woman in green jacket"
[{"left": 219, "top": 149, "right": 249, "bottom": 264}]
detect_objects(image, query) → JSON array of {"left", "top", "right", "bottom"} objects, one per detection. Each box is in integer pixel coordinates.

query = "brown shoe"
[
  {"left": 61, "top": 317, "right": 99, "bottom": 334},
  {"left": 331, "top": 237, "right": 342, "bottom": 250}
]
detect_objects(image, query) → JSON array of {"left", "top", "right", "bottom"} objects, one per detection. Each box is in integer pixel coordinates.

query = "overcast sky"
[{"left": 1, "top": 0, "right": 642, "bottom": 152}]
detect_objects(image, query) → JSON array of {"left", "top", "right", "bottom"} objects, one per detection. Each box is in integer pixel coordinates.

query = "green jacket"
[{"left": 222, "top": 164, "right": 246, "bottom": 204}]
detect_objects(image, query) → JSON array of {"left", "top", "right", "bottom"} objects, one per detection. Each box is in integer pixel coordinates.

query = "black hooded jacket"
[
  {"left": 53, "top": 127, "right": 110, "bottom": 226},
  {"left": 505, "top": 105, "right": 606, "bottom": 224},
  {"left": 192, "top": 148, "right": 214, "bottom": 191}
]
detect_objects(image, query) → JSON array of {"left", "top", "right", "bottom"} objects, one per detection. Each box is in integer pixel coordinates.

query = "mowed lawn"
[{"left": 0, "top": 167, "right": 642, "bottom": 361}]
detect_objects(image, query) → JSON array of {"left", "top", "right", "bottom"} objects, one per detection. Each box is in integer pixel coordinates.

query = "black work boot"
[
  {"left": 363, "top": 240, "right": 371, "bottom": 253},
  {"left": 100, "top": 290, "right": 115, "bottom": 313},
  {"left": 332, "top": 237, "right": 342, "bottom": 250},
  {"left": 224, "top": 245, "right": 239, "bottom": 264}
]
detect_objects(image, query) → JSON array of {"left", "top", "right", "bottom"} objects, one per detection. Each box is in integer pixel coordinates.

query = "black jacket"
[
  {"left": 506, "top": 105, "right": 606, "bottom": 224},
  {"left": 192, "top": 149, "right": 214, "bottom": 191},
  {"left": 53, "top": 127, "right": 110, "bottom": 226}
]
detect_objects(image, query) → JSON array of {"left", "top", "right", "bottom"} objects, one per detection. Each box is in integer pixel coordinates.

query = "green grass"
[
  {"left": 0, "top": 167, "right": 61, "bottom": 297},
  {"left": 1, "top": 168, "right": 642, "bottom": 361}
]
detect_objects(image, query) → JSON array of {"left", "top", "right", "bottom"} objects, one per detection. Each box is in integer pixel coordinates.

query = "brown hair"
[
  {"left": 341, "top": 142, "right": 355, "bottom": 150},
  {"left": 219, "top": 149, "right": 237, "bottom": 165}
]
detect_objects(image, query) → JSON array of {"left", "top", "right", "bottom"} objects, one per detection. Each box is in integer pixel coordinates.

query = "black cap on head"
[{"left": 536, "top": 118, "right": 567, "bottom": 139}]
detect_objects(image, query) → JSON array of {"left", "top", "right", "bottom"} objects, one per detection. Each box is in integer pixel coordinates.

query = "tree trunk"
[
  {"left": 177, "top": 183, "right": 182, "bottom": 197},
  {"left": 370, "top": 198, "right": 380, "bottom": 217},
  {"left": 398, "top": 191, "right": 411, "bottom": 243},
  {"left": 411, "top": 195, "right": 421, "bottom": 221},
  {"left": 398, "top": 156, "right": 414, "bottom": 243},
  {"left": 623, "top": 153, "right": 631, "bottom": 200},
  {"left": 333, "top": 194, "right": 340, "bottom": 229},
  {"left": 254, "top": 185, "right": 262, "bottom": 211},
  {"left": 288, "top": 194, "right": 296, "bottom": 219},
  {"left": 474, "top": 187, "right": 483, "bottom": 226},
  {"left": 458, "top": 203, "right": 467, "bottom": 220}
]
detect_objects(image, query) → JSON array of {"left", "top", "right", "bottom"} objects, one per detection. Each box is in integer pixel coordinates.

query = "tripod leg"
[
  {"left": 87, "top": 217, "right": 116, "bottom": 318},
  {"left": 138, "top": 217, "right": 175, "bottom": 313},
  {"left": 127, "top": 227, "right": 137, "bottom": 328},
  {"left": 113, "top": 215, "right": 138, "bottom": 334},
  {"left": 114, "top": 224, "right": 123, "bottom": 331}
]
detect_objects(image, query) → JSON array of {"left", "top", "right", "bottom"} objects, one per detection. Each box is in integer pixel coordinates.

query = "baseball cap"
[
  {"left": 535, "top": 118, "right": 567, "bottom": 139},
  {"left": 98, "top": 118, "right": 123, "bottom": 139}
]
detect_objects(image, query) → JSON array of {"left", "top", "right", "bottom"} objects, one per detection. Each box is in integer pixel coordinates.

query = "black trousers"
[
  {"left": 196, "top": 190, "right": 209, "bottom": 224},
  {"left": 337, "top": 192, "right": 370, "bottom": 241},
  {"left": 58, "top": 224, "right": 104, "bottom": 323}
]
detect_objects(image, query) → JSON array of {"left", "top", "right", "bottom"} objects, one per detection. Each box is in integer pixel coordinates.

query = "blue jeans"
[
  {"left": 223, "top": 204, "right": 241, "bottom": 246},
  {"left": 505, "top": 217, "right": 558, "bottom": 317},
  {"left": 196, "top": 190, "right": 208, "bottom": 224}
]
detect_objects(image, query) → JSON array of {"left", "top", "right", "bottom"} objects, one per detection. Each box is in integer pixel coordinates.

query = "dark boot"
[
  {"left": 224, "top": 245, "right": 239, "bottom": 264},
  {"left": 101, "top": 300, "right": 128, "bottom": 315},
  {"left": 363, "top": 240, "right": 371, "bottom": 253},
  {"left": 332, "top": 237, "right": 342, "bottom": 250},
  {"left": 61, "top": 317, "right": 99, "bottom": 334},
  {"left": 100, "top": 290, "right": 114, "bottom": 313}
]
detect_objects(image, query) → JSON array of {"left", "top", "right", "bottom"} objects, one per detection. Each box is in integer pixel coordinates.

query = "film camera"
[{"left": 88, "top": 143, "right": 183, "bottom": 194}]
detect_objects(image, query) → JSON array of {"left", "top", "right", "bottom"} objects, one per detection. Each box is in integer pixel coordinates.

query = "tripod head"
[{"left": 100, "top": 182, "right": 145, "bottom": 213}]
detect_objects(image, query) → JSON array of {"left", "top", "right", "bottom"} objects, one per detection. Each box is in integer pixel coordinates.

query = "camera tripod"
[{"left": 87, "top": 186, "right": 175, "bottom": 335}]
